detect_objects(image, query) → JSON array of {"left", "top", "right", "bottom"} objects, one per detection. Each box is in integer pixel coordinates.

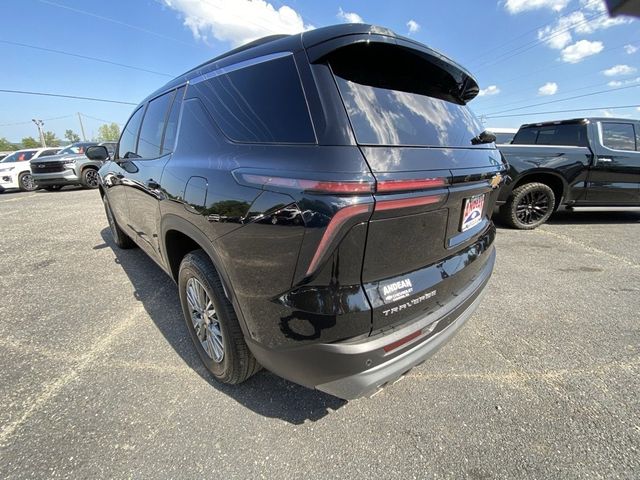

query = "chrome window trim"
[{"left": 189, "top": 52, "right": 293, "bottom": 86}]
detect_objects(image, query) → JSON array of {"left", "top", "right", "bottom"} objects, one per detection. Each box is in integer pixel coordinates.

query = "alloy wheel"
[
  {"left": 186, "top": 277, "right": 224, "bottom": 363},
  {"left": 515, "top": 190, "right": 550, "bottom": 225},
  {"left": 22, "top": 174, "right": 37, "bottom": 191},
  {"left": 85, "top": 170, "right": 100, "bottom": 188}
]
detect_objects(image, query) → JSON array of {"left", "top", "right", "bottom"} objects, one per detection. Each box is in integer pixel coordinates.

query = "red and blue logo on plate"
[{"left": 461, "top": 194, "right": 485, "bottom": 232}]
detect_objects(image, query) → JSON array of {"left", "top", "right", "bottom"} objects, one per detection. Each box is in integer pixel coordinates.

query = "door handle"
[{"left": 598, "top": 157, "right": 612, "bottom": 163}]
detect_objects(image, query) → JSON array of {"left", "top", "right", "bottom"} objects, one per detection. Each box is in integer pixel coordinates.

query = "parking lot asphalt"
[{"left": 0, "top": 188, "right": 638, "bottom": 479}]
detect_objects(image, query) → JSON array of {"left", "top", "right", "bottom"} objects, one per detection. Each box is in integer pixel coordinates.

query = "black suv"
[{"left": 88, "top": 24, "right": 506, "bottom": 399}]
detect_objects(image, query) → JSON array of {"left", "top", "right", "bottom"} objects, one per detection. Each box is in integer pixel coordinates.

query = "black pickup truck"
[{"left": 496, "top": 117, "right": 640, "bottom": 229}]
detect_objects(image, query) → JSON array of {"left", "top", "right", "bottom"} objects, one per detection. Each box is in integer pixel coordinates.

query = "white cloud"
[
  {"left": 625, "top": 44, "right": 639, "bottom": 54},
  {"left": 478, "top": 85, "right": 500, "bottom": 96},
  {"left": 602, "top": 64, "right": 637, "bottom": 76},
  {"left": 560, "top": 40, "right": 603, "bottom": 63},
  {"left": 337, "top": 7, "right": 363, "bottom": 23},
  {"left": 161, "top": 0, "right": 312, "bottom": 46},
  {"left": 601, "top": 109, "right": 615, "bottom": 118},
  {"left": 406, "top": 19, "right": 420, "bottom": 34},
  {"left": 538, "top": 82, "right": 558, "bottom": 95},
  {"left": 504, "top": 0, "right": 570, "bottom": 14},
  {"left": 537, "top": 1, "right": 630, "bottom": 51},
  {"left": 607, "top": 77, "right": 640, "bottom": 87}
]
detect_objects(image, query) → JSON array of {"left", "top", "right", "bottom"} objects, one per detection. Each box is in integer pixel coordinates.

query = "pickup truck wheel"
[
  {"left": 103, "top": 196, "right": 136, "bottom": 249},
  {"left": 82, "top": 168, "right": 100, "bottom": 189},
  {"left": 18, "top": 172, "right": 38, "bottom": 192},
  {"left": 501, "top": 182, "right": 555, "bottom": 230},
  {"left": 178, "top": 250, "right": 260, "bottom": 384}
]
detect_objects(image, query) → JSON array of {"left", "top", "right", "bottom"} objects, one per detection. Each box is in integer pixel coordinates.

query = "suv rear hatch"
[{"left": 319, "top": 38, "right": 505, "bottom": 334}]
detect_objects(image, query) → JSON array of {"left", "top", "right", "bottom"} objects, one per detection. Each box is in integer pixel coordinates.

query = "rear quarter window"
[
  {"left": 601, "top": 122, "right": 636, "bottom": 151},
  {"left": 192, "top": 55, "right": 315, "bottom": 144}
]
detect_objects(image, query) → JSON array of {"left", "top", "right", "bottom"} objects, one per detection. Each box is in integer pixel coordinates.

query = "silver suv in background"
[{"left": 31, "top": 141, "right": 116, "bottom": 190}]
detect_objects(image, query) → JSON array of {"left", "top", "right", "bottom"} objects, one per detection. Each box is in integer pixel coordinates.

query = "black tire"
[
  {"left": 178, "top": 250, "right": 260, "bottom": 384},
  {"left": 82, "top": 168, "right": 100, "bottom": 189},
  {"left": 45, "top": 185, "right": 63, "bottom": 192},
  {"left": 103, "top": 196, "right": 136, "bottom": 249},
  {"left": 500, "top": 182, "right": 556, "bottom": 230},
  {"left": 18, "top": 172, "right": 38, "bottom": 192}
]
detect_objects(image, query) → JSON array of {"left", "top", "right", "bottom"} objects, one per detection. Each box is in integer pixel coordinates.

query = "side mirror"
[
  {"left": 471, "top": 130, "right": 497, "bottom": 145},
  {"left": 85, "top": 145, "right": 110, "bottom": 161}
]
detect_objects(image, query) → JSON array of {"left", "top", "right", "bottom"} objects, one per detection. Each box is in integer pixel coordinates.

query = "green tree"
[
  {"left": 64, "top": 129, "right": 81, "bottom": 143},
  {"left": 43, "top": 131, "right": 61, "bottom": 147},
  {"left": 97, "top": 123, "right": 121, "bottom": 142},
  {"left": 21, "top": 137, "right": 40, "bottom": 148},
  {"left": 0, "top": 137, "right": 18, "bottom": 151}
]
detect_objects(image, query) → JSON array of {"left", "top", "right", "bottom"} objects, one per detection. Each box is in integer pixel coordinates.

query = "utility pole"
[
  {"left": 77, "top": 112, "right": 87, "bottom": 141},
  {"left": 32, "top": 119, "right": 46, "bottom": 147}
]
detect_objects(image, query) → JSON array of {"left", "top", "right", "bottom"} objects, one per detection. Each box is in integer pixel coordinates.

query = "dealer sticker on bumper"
[{"left": 461, "top": 194, "right": 485, "bottom": 232}]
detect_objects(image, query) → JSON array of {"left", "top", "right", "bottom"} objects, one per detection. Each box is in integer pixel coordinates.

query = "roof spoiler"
[{"left": 302, "top": 24, "right": 480, "bottom": 104}]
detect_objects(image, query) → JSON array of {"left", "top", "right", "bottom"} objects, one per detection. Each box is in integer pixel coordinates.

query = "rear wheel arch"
[
  {"left": 509, "top": 171, "right": 566, "bottom": 209},
  {"left": 162, "top": 217, "right": 247, "bottom": 335},
  {"left": 161, "top": 216, "right": 233, "bottom": 297}
]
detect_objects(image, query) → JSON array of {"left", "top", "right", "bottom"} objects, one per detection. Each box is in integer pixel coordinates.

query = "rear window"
[
  {"left": 329, "top": 44, "right": 485, "bottom": 148},
  {"left": 193, "top": 55, "right": 315, "bottom": 144},
  {"left": 512, "top": 124, "right": 588, "bottom": 147},
  {"left": 601, "top": 122, "right": 636, "bottom": 151}
]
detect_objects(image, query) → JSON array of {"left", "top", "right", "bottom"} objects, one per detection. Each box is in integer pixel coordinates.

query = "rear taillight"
[
  {"left": 236, "top": 173, "right": 447, "bottom": 195},
  {"left": 374, "top": 194, "right": 444, "bottom": 212},
  {"left": 306, "top": 203, "right": 371, "bottom": 275},
  {"left": 239, "top": 173, "right": 374, "bottom": 194},
  {"left": 235, "top": 171, "right": 448, "bottom": 276},
  {"left": 377, "top": 178, "right": 446, "bottom": 193}
]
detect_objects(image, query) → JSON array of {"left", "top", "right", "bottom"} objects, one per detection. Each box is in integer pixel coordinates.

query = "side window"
[
  {"left": 118, "top": 107, "right": 144, "bottom": 159},
  {"left": 535, "top": 124, "right": 587, "bottom": 147},
  {"left": 601, "top": 123, "right": 636, "bottom": 151},
  {"left": 161, "top": 87, "right": 184, "bottom": 155},
  {"left": 174, "top": 98, "right": 222, "bottom": 157},
  {"left": 512, "top": 128, "right": 538, "bottom": 145},
  {"left": 40, "top": 149, "right": 58, "bottom": 157},
  {"left": 194, "top": 55, "right": 315, "bottom": 144},
  {"left": 137, "top": 91, "right": 174, "bottom": 159}
]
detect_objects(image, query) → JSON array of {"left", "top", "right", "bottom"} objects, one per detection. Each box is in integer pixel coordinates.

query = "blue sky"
[{"left": 1, "top": 0, "right": 638, "bottom": 142}]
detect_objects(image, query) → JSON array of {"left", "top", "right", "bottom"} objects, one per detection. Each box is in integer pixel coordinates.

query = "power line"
[
  {"left": 0, "top": 89, "right": 137, "bottom": 105},
  {"left": 0, "top": 39, "right": 173, "bottom": 77},
  {"left": 483, "top": 84, "right": 640, "bottom": 116},
  {"left": 473, "top": 10, "right": 607, "bottom": 73},
  {"left": 485, "top": 104, "right": 640, "bottom": 119},
  {"left": 466, "top": 0, "right": 602, "bottom": 67},
  {"left": 79, "top": 113, "right": 124, "bottom": 126},
  {"left": 37, "top": 0, "right": 196, "bottom": 48},
  {"left": 0, "top": 114, "right": 73, "bottom": 127},
  {"left": 473, "top": 39, "right": 640, "bottom": 107}
]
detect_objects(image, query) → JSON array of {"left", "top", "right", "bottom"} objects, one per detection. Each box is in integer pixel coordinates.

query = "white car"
[
  {"left": 0, "top": 147, "right": 61, "bottom": 192},
  {"left": 488, "top": 127, "right": 518, "bottom": 145}
]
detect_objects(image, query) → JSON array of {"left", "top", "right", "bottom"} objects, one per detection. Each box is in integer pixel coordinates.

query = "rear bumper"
[
  {"left": 248, "top": 247, "right": 495, "bottom": 399},
  {"left": 32, "top": 170, "right": 80, "bottom": 186}
]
